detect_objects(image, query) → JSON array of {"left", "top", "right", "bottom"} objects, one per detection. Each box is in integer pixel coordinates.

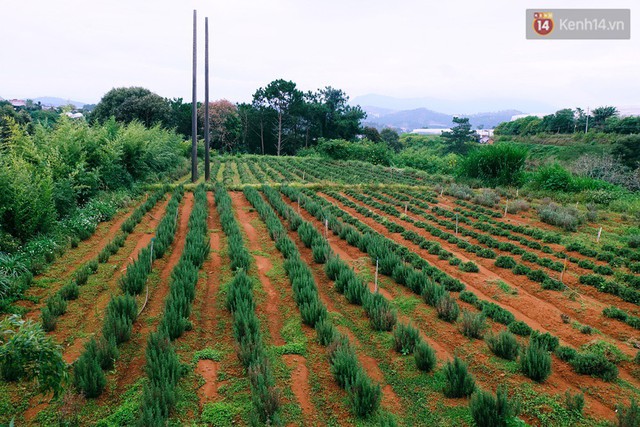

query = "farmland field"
[{"left": 2, "top": 156, "right": 640, "bottom": 426}]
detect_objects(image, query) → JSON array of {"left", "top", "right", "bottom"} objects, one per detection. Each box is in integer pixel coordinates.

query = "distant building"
[
  {"left": 411, "top": 128, "right": 450, "bottom": 135},
  {"left": 9, "top": 99, "right": 26, "bottom": 109},
  {"left": 65, "top": 111, "right": 84, "bottom": 119}
]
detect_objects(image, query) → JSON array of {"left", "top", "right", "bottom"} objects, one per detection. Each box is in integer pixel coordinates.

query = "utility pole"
[
  {"left": 585, "top": 106, "right": 590, "bottom": 134},
  {"left": 191, "top": 10, "right": 198, "bottom": 183},
  {"left": 204, "top": 16, "right": 210, "bottom": 181}
]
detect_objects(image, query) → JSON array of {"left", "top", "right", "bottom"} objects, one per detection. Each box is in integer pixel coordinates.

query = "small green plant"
[
  {"left": 508, "top": 321, "right": 532, "bottom": 336},
  {"left": 495, "top": 256, "right": 517, "bottom": 269},
  {"left": 486, "top": 331, "right": 519, "bottom": 360},
  {"left": 555, "top": 346, "right": 578, "bottom": 362},
  {"left": 460, "top": 310, "right": 486, "bottom": 339},
  {"left": 41, "top": 307, "right": 57, "bottom": 332},
  {"left": 316, "top": 319, "right": 337, "bottom": 346},
  {"left": 443, "top": 357, "right": 475, "bottom": 398},
  {"left": 393, "top": 323, "right": 421, "bottom": 355},
  {"left": 436, "top": 292, "right": 460, "bottom": 323},
  {"left": 469, "top": 385, "right": 517, "bottom": 427},
  {"left": 73, "top": 339, "right": 107, "bottom": 398},
  {"left": 520, "top": 342, "right": 551, "bottom": 383},
  {"left": 414, "top": 340, "right": 437, "bottom": 372},
  {"left": 59, "top": 282, "right": 79, "bottom": 300},
  {"left": 460, "top": 261, "right": 479, "bottom": 273},
  {"left": 616, "top": 398, "right": 640, "bottom": 427},
  {"left": 564, "top": 391, "right": 584, "bottom": 416},
  {"left": 47, "top": 293, "right": 67, "bottom": 316},
  {"left": 347, "top": 370, "right": 382, "bottom": 417},
  {"left": 570, "top": 352, "right": 618, "bottom": 381}
]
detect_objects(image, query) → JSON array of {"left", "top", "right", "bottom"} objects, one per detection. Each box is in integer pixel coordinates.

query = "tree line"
[{"left": 89, "top": 80, "right": 367, "bottom": 156}]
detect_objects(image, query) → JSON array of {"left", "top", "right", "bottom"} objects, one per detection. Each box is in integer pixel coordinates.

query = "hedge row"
[{"left": 250, "top": 185, "right": 383, "bottom": 417}]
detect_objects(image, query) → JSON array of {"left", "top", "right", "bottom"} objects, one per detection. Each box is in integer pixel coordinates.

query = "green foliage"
[
  {"left": 458, "top": 143, "right": 528, "bottom": 186},
  {"left": 443, "top": 357, "right": 476, "bottom": 398},
  {"left": 531, "top": 331, "right": 559, "bottom": 352},
  {"left": 460, "top": 310, "right": 486, "bottom": 339},
  {"left": 436, "top": 293, "right": 460, "bottom": 323},
  {"left": 469, "top": 385, "right": 516, "bottom": 427},
  {"left": 364, "top": 292, "right": 397, "bottom": 332},
  {"left": 538, "top": 202, "right": 582, "bottom": 231},
  {"left": 201, "top": 402, "right": 235, "bottom": 427},
  {"left": 73, "top": 339, "right": 107, "bottom": 398},
  {"left": 315, "top": 318, "right": 337, "bottom": 346},
  {"left": 91, "top": 87, "right": 172, "bottom": 127},
  {"left": 616, "top": 398, "right": 640, "bottom": 427},
  {"left": 555, "top": 346, "right": 578, "bottom": 362},
  {"left": 46, "top": 293, "right": 67, "bottom": 316},
  {"left": 393, "top": 323, "right": 421, "bottom": 355},
  {"left": 520, "top": 342, "right": 552, "bottom": 383},
  {"left": 347, "top": 370, "right": 382, "bottom": 417},
  {"left": 41, "top": 307, "right": 57, "bottom": 332},
  {"left": 314, "top": 139, "right": 393, "bottom": 166},
  {"left": 570, "top": 351, "right": 618, "bottom": 381},
  {"left": 486, "top": 331, "right": 519, "bottom": 360},
  {"left": 102, "top": 294, "right": 137, "bottom": 344},
  {"left": 442, "top": 117, "right": 475, "bottom": 155},
  {"left": 59, "top": 281, "right": 79, "bottom": 300},
  {"left": 96, "top": 335, "right": 119, "bottom": 370},
  {"left": 414, "top": 340, "right": 437, "bottom": 372},
  {"left": 459, "top": 261, "right": 479, "bottom": 273},
  {"left": 508, "top": 321, "right": 532, "bottom": 336},
  {"left": 564, "top": 391, "right": 584, "bottom": 416},
  {"left": 495, "top": 256, "right": 517, "bottom": 269}
]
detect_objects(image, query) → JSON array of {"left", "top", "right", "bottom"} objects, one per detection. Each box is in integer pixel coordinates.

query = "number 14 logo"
[{"left": 533, "top": 12, "right": 554, "bottom": 36}]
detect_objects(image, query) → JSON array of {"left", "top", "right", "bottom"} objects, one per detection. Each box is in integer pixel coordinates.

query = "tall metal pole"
[
  {"left": 204, "top": 17, "right": 210, "bottom": 181},
  {"left": 191, "top": 10, "right": 198, "bottom": 183}
]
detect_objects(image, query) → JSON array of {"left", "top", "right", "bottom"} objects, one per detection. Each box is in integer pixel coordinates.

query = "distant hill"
[
  {"left": 352, "top": 93, "right": 555, "bottom": 116},
  {"left": 32, "top": 97, "right": 88, "bottom": 108},
  {"left": 361, "top": 106, "right": 522, "bottom": 130}
]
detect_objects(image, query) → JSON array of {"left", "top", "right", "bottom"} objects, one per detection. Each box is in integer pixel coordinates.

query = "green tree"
[
  {"left": 362, "top": 126, "right": 381, "bottom": 142},
  {"left": 91, "top": 87, "right": 172, "bottom": 128},
  {"left": 380, "top": 128, "right": 402, "bottom": 152},
  {"left": 592, "top": 106, "right": 618, "bottom": 130},
  {"left": 442, "top": 117, "right": 475, "bottom": 154}
]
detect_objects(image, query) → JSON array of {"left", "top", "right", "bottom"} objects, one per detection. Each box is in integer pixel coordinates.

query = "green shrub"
[
  {"left": 472, "top": 189, "right": 501, "bottom": 207},
  {"left": 481, "top": 302, "right": 515, "bottom": 325},
  {"left": 324, "top": 256, "right": 342, "bottom": 281},
  {"left": 300, "top": 299, "right": 327, "bottom": 328},
  {"left": 616, "top": 398, "right": 640, "bottom": 427},
  {"left": 393, "top": 323, "right": 421, "bottom": 355},
  {"left": 570, "top": 352, "right": 618, "bottom": 381},
  {"left": 75, "top": 266, "right": 91, "bottom": 286},
  {"left": 460, "top": 310, "right": 486, "bottom": 339},
  {"left": 538, "top": 202, "right": 582, "bottom": 232},
  {"left": 74, "top": 340, "right": 107, "bottom": 398},
  {"left": 102, "top": 294, "right": 137, "bottom": 344},
  {"left": 201, "top": 402, "right": 234, "bottom": 427},
  {"left": 329, "top": 337, "right": 359, "bottom": 388},
  {"left": 414, "top": 340, "right": 437, "bottom": 372},
  {"left": 316, "top": 319, "right": 337, "bottom": 346},
  {"left": 495, "top": 256, "right": 517, "bottom": 269},
  {"left": 457, "top": 144, "right": 527, "bottom": 186},
  {"left": 555, "top": 346, "right": 578, "bottom": 362},
  {"left": 248, "top": 359, "right": 280, "bottom": 424},
  {"left": 443, "top": 357, "right": 475, "bottom": 398},
  {"left": 364, "top": 292, "right": 397, "bottom": 332},
  {"left": 564, "top": 391, "right": 584, "bottom": 416},
  {"left": 520, "top": 342, "right": 551, "bottom": 383},
  {"left": 59, "top": 282, "right": 79, "bottom": 300},
  {"left": 469, "top": 385, "right": 516, "bottom": 427},
  {"left": 531, "top": 331, "right": 559, "bottom": 352},
  {"left": 486, "top": 331, "right": 519, "bottom": 360},
  {"left": 47, "top": 293, "right": 67, "bottom": 316},
  {"left": 460, "top": 261, "right": 479, "bottom": 273},
  {"left": 311, "top": 236, "right": 330, "bottom": 264},
  {"left": 422, "top": 280, "right": 445, "bottom": 307},
  {"left": 347, "top": 370, "right": 381, "bottom": 417},
  {"left": 512, "top": 264, "right": 531, "bottom": 275},
  {"left": 436, "top": 293, "right": 460, "bottom": 323},
  {"left": 508, "top": 321, "right": 532, "bottom": 336},
  {"left": 96, "top": 335, "right": 119, "bottom": 370},
  {"left": 41, "top": 307, "right": 57, "bottom": 332}
]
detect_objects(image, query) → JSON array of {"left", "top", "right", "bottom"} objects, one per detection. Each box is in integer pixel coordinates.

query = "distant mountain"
[
  {"left": 32, "top": 96, "right": 88, "bottom": 108},
  {"left": 352, "top": 94, "right": 555, "bottom": 116},
  {"left": 361, "top": 106, "right": 521, "bottom": 130}
]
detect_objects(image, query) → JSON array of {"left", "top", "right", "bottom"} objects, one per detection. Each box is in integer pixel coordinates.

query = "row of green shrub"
[
  {"left": 216, "top": 185, "right": 280, "bottom": 424},
  {"left": 42, "top": 188, "right": 169, "bottom": 332},
  {"left": 73, "top": 187, "right": 184, "bottom": 399},
  {"left": 253, "top": 185, "right": 383, "bottom": 417},
  {"left": 138, "top": 184, "right": 209, "bottom": 425}
]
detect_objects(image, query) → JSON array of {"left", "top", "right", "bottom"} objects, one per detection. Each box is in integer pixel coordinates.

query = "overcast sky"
[{"left": 0, "top": 0, "right": 638, "bottom": 112}]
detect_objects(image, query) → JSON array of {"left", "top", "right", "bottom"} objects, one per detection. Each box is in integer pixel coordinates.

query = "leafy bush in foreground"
[
  {"left": 486, "top": 331, "right": 519, "bottom": 360},
  {"left": 520, "top": 342, "right": 551, "bottom": 383},
  {"left": 470, "top": 385, "right": 517, "bottom": 427},
  {"left": 393, "top": 323, "right": 420, "bottom": 355},
  {"left": 414, "top": 340, "right": 437, "bottom": 372},
  {"left": 443, "top": 357, "right": 475, "bottom": 398}
]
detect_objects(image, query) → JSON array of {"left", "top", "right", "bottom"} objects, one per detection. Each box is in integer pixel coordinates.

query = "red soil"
[
  {"left": 283, "top": 355, "right": 314, "bottom": 418},
  {"left": 195, "top": 359, "right": 220, "bottom": 402}
]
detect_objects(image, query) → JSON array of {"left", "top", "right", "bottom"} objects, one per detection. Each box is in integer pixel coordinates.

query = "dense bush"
[
  {"left": 436, "top": 293, "right": 460, "bottom": 323},
  {"left": 73, "top": 339, "right": 107, "bottom": 398},
  {"left": 102, "top": 294, "right": 137, "bottom": 344},
  {"left": 570, "top": 352, "right": 618, "bottom": 381},
  {"left": 486, "top": 331, "right": 519, "bottom": 360},
  {"left": 457, "top": 144, "right": 527, "bottom": 186},
  {"left": 347, "top": 370, "right": 382, "bottom": 418},
  {"left": 393, "top": 323, "right": 421, "bottom": 355},
  {"left": 531, "top": 331, "right": 559, "bottom": 352},
  {"left": 443, "top": 357, "right": 476, "bottom": 398},
  {"left": 537, "top": 202, "right": 582, "bottom": 232},
  {"left": 495, "top": 256, "right": 517, "bottom": 269},
  {"left": 364, "top": 292, "right": 397, "bottom": 332},
  {"left": 460, "top": 310, "right": 486, "bottom": 339},
  {"left": 460, "top": 261, "right": 480, "bottom": 273},
  {"left": 555, "top": 346, "right": 578, "bottom": 362},
  {"left": 414, "top": 340, "right": 437, "bottom": 372},
  {"left": 520, "top": 342, "right": 551, "bottom": 382},
  {"left": 616, "top": 398, "right": 640, "bottom": 427},
  {"left": 508, "top": 321, "right": 532, "bottom": 336},
  {"left": 469, "top": 385, "right": 516, "bottom": 427}
]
